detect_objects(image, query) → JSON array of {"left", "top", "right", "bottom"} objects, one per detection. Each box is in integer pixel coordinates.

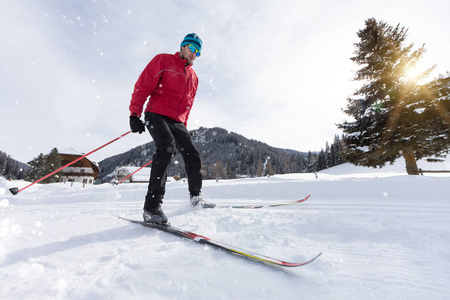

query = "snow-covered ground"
[{"left": 1, "top": 158, "right": 450, "bottom": 300}]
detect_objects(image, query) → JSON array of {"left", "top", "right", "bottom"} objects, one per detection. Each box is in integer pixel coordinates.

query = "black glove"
[{"left": 129, "top": 115, "right": 145, "bottom": 134}]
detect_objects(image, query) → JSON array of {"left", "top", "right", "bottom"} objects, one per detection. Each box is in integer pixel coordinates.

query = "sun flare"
[{"left": 403, "top": 65, "right": 423, "bottom": 81}]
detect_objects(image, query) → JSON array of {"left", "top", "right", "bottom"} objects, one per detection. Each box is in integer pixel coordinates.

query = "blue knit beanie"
[{"left": 180, "top": 33, "right": 202, "bottom": 53}]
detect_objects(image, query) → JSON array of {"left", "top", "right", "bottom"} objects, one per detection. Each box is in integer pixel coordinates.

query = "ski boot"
[
  {"left": 190, "top": 194, "right": 216, "bottom": 208},
  {"left": 143, "top": 205, "right": 170, "bottom": 227}
]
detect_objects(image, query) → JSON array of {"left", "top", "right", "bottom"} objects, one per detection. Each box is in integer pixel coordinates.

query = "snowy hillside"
[{"left": 1, "top": 158, "right": 450, "bottom": 300}]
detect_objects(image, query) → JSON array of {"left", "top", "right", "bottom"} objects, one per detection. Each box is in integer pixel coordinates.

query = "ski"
[
  {"left": 212, "top": 194, "right": 311, "bottom": 209},
  {"left": 119, "top": 216, "right": 321, "bottom": 267}
]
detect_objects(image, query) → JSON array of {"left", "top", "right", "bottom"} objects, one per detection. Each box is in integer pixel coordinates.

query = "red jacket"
[{"left": 129, "top": 52, "right": 198, "bottom": 126}]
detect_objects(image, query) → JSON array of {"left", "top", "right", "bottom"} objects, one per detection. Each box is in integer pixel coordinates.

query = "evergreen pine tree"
[
  {"left": 4, "top": 158, "right": 20, "bottom": 179},
  {"left": 333, "top": 135, "right": 346, "bottom": 165},
  {"left": 44, "top": 148, "right": 62, "bottom": 183},
  {"left": 328, "top": 144, "right": 336, "bottom": 167},
  {"left": 337, "top": 18, "right": 450, "bottom": 174},
  {"left": 25, "top": 148, "right": 62, "bottom": 183},
  {"left": 325, "top": 142, "right": 332, "bottom": 168},
  {"left": 26, "top": 153, "right": 46, "bottom": 182},
  {"left": 0, "top": 152, "right": 7, "bottom": 176},
  {"left": 317, "top": 150, "right": 327, "bottom": 171},
  {"left": 306, "top": 151, "right": 318, "bottom": 172}
]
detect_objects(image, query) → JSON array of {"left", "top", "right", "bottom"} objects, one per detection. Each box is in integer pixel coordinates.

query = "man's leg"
[
  {"left": 144, "top": 113, "right": 176, "bottom": 211},
  {"left": 172, "top": 122, "right": 202, "bottom": 196}
]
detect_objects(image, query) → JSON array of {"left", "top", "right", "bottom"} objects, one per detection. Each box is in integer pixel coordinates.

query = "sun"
[{"left": 403, "top": 65, "right": 423, "bottom": 82}]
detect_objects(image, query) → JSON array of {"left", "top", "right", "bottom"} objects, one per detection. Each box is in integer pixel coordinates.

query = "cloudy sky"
[{"left": 1, "top": 0, "right": 449, "bottom": 163}]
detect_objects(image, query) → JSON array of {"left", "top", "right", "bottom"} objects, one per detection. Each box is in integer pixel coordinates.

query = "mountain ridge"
[{"left": 98, "top": 127, "right": 308, "bottom": 182}]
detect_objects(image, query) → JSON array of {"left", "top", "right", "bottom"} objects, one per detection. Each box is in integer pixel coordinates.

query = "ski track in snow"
[{"left": 1, "top": 162, "right": 450, "bottom": 300}]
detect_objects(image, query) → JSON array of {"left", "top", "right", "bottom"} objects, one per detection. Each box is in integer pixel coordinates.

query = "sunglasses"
[{"left": 188, "top": 44, "right": 201, "bottom": 57}]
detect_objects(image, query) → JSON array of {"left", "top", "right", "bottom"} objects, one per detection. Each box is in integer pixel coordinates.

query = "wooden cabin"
[{"left": 59, "top": 148, "right": 99, "bottom": 184}]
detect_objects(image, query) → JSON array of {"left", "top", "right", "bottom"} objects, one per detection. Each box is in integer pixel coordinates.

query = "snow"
[
  {"left": 414, "top": 108, "right": 426, "bottom": 114},
  {"left": 1, "top": 158, "right": 450, "bottom": 299},
  {"left": 59, "top": 148, "right": 85, "bottom": 156},
  {"left": 118, "top": 166, "right": 152, "bottom": 183}
]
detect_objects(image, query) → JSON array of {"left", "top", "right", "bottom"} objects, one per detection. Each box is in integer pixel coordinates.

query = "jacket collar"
[{"left": 175, "top": 51, "right": 193, "bottom": 69}]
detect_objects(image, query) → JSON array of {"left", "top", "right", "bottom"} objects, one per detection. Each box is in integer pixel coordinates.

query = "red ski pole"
[
  {"left": 9, "top": 131, "right": 131, "bottom": 195},
  {"left": 118, "top": 159, "right": 153, "bottom": 184}
]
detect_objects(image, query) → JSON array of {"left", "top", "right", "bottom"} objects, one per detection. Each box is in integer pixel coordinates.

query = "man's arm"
[{"left": 129, "top": 55, "right": 163, "bottom": 116}]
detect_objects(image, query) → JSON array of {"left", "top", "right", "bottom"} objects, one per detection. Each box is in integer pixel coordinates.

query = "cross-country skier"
[{"left": 128, "top": 33, "right": 214, "bottom": 226}]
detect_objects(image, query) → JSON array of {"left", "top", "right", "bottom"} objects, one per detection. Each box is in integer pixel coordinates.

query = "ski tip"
[
  {"left": 310, "top": 251, "right": 322, "bottom": 263},
  {"left": 293, "top": 252, "right": 322, "bottom": 267},
  {"left": 285, "top": 252, "right": 322, "bottom": 267},
  {"left": 9, "top": 187, "right": 19, "bottom": 195}
]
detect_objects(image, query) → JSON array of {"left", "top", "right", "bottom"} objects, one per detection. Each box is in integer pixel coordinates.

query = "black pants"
[{"left": 143, "top": 112, "right": 202, "bottom": 210}]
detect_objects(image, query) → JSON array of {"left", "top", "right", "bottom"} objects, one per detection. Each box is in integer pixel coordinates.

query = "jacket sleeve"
[{"left": 129, "top": 55, "right": 163, "bottom": 117}]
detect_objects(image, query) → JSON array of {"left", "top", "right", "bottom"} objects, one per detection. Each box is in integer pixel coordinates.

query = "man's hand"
[{"left": 129, "top": 115, "right": 145, "bottom": 134}]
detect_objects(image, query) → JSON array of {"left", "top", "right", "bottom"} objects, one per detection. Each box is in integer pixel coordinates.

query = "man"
[{"left": 129, "top": 33, "right": 214, "bottom": 226}]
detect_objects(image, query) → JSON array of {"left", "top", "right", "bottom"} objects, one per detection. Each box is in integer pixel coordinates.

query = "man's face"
[{"left": 180, "top": 45, "right": 198, "bottom": 65}]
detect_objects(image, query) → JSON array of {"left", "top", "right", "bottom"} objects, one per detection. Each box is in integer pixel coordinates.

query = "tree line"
[
  {"left": 306, "top": 135, "right": 346, "bottom": 172},
  {"left": 0, "top": 148, "right": 62, "bottom": 183},
  {"left": 0, "top": 151, "right": 25, "bottom": 180},
  {"left": 1, "top": 131, "right": 347, "bottom": 184},
  {"left": 98, "top": 127, "right": 346, "bottom": 183}
]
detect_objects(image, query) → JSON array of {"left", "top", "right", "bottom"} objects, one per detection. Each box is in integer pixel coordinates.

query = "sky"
[{"left": 1, "top": 0, "right": 449, "bottom": 164}]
